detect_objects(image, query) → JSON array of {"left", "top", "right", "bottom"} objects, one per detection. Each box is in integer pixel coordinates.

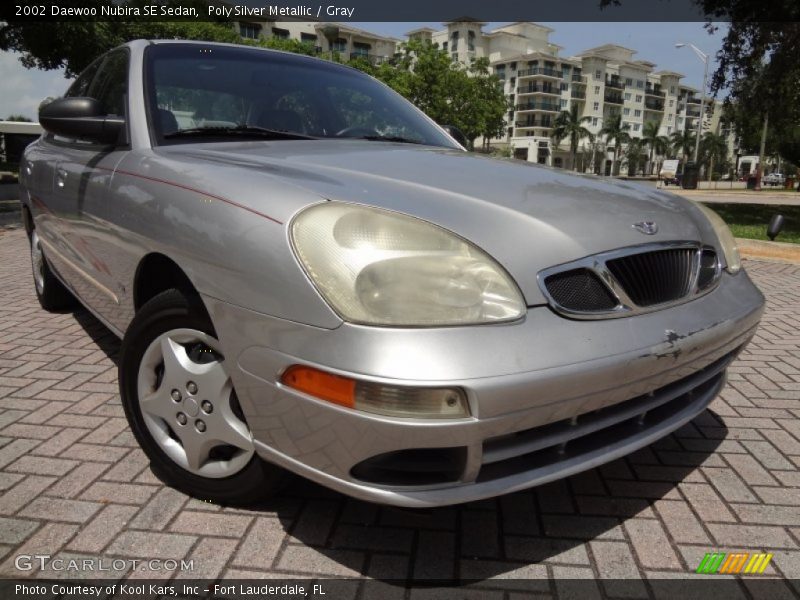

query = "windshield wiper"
[
  {"left": 355, "top": 135, "right": 424, "bottom": 145},
  {"left": 164, "top": 126, "right": 317, "bottom": 140}
]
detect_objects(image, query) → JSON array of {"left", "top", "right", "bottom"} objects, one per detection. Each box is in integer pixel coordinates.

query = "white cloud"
[{"left": 0, "top": 51, "right": 72, "bottom": 121}]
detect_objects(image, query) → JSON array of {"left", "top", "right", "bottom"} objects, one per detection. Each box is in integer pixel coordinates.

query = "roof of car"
[{"left": 128, "top": 38, "right": 364, "bottom": 75}]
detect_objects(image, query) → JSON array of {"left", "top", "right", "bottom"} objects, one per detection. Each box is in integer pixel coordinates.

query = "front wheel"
[
  {"left": 119, "top": 289, "right": 283, "bottom": 504},
  {"left": 30, "top": 230, "right": 75, "bottom": 311}
]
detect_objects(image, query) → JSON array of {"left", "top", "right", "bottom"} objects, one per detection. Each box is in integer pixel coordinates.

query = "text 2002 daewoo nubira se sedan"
[{"left": 22, "top": 40, "right": 764, "bottom": 506}]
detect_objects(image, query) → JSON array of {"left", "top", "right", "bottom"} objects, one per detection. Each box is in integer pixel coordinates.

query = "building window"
[
  {"left": 352, "top": 42, "right": 371, "bottom": 57},
  {"left": 331, "top": 38, "right": 347, "bottom": 52},
  {"left": 634, "top": 94, "right": 642, "bottom": 102},
  {"left": 625, "top": 77, "right": 633, "bottom": 86},
  {"left": 561, "top": 82, "right": 568, "bottom": 91},
  {"left": 636, "top": 80, "right": 644, "bottom": 88},
  {"left": 240, "top": 23, "right": 262, "bottom": 39},
  {"left": 594, "top": 85, "right": 600, "bottom": 95},
  {"left": 593, "top": 101, "right": 599, "bottom": 111},
  {"left": 592, "top": 117, "right": 598, "bottom": 126},
  {"left": 633, "top": 123, "right": 640, "bottom": 131},
  {"left": 667, "top": 126, "right": 672, "bottom": 133},
  {"left": 301, "top": 33, "right": 317, "bottom": 44},
  {"left": 623, "top": 108, "right": 630, "bottom": 116},
  {"left": 595, "top": 69, "right": 602, "bottom": 78},
  {"left": 560, "top": 99, "right": 567, "bottom": 108},
  {"left": 634, "top": 109, "right": 641, "bottom": 117},
  {"left": 442, "top": 41, "right": 448, "bottom": 52},
  {"left": 272, "top": 27, "right": 290, "bottom": 39},
  {"left": 668, "top": 114, "right": 673, "bottom": 122},
  {"left": 624, "top": 92, "right": 631, "bottom": 101},
  {"left": 468, "top": 30, "right": 475, "bottom": 51},
  {"left": 669, "top": 99, "right": 674, "bottom": 107},
  {"left": 670, "top": 86, "right": 675, "bottom": 94}
]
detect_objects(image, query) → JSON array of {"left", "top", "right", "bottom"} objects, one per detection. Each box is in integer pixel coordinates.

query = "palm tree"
[
  {"left": 700, "top": 131, "right": 728, "bottom": 180},
  {"left": 670, "top": 129, "right": 696, "bottom": 163},
  {"left": 642, "top": 121, "right": 669, "bottom": 176},
  {"left": 600, "top": 113, "right": 630, "bottom": 176},
  {"left": 624, "top": 138, "right": 648, "bottom": 176},
  {"left": 550, "top": 105, "right": 594, "bottom": 171}
]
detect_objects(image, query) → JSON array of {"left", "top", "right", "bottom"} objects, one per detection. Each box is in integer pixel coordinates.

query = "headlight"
[
  {"left": 291, "top": 202, "right": 525, "bottom": 326},
  {"left": 692, "top": 202, "right": 741, "bottom": 274}
]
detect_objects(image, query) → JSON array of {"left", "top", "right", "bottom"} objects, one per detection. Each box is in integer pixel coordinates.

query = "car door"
[{"left": 46, "top": 49, "right": 131, "bottom": 321}]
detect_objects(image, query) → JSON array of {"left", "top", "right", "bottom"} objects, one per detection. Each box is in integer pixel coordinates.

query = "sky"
[{"left": 0, "top": 21, "right": 727, "bottom": 121}]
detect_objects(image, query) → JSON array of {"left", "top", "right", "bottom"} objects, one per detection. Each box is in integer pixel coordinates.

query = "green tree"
[
  {"left": 5, "top": 115, "right": 32, "bottom": 122},
  {"left": 600, "top": 113, "right": 630, "bottom": 176},
  {"left": 699, "top": 131, "right": 729, "bottom": 179},
  {"left": 354, "top": 40, "right": 507, "bottom": 150},
  {"left": 642, "top": 121, "right": 670, "bottom": 175},
  {"left": 623, "top": 138, "right": 648, "bottom": 176},
  {"left": 670, "top": 129, "right": 696, "bottom": 162},
  {"left": 550, "top": 104, "right": 593, "bottom": 171}
]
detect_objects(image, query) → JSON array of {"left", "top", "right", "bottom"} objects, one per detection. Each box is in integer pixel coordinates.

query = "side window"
[
  {"left": 64, "top": 59, "right": 103, "bottom": 98},
  {"left": 89, "top": 50, "right": 129, "bottom": 116}
]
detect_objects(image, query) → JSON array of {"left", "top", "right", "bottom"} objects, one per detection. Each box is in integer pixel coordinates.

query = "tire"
[
  {"left": 119, "top": 288, "right": 283, "bottom": 505},
  {"left": 30, "top": 230, "right": 75, "bottom": 311}
]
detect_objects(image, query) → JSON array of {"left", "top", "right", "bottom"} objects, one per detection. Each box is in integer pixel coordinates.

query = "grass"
[{"left": 702, "top": 203, "right": 800, "bottom": 244}]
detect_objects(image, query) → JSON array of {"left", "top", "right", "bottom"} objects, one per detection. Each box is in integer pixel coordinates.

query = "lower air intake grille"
[
  {"left": 544, "top": 268, "right": 619, "bottom": 312},
  {"left": 606, "top": 247, "right": 695, "bottom": 307}
]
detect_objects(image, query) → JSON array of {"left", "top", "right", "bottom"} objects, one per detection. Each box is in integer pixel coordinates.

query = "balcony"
[
  {"left": 518, "top": 67, "right": 562, "bottom": 78},
  {"left": 518, "top": 84, "right": 559, "bottom": 96},
  {"left": 516, "top": 101, "right": 561, "bottom": 112},
  {"left": 645, "top": 99, "right": 664, "bottom": 111},
  {"left": 605, "top": 78, "right": 624, "bottom": 90},
  {"left": 604, "top": 91, "right": 624, "bottom": 104},
  {"left": 571, "top": 90, "right": 586, "bottom": 99},
  {"left": 349, "top": 52, "right": 387, "bottom": 64},
  {"left": 572, "top": 73, "right": 585, "bottom": 83},
  {"left": 686, "top": 97, "right": 702, "bottom": 105},
  {"left": 645, "top": 86, "right": 665, "bottom": 98},
  {"left": 515, "top": 118, "right": 553, "bottom": 128},
  {"left": 686, "top": 107, "right": 701, "bottom": 117}
]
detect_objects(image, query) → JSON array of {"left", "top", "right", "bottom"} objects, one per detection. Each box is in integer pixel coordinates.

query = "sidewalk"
[{"left": 669, "top": 189, "right": 800, "bottom": 206}]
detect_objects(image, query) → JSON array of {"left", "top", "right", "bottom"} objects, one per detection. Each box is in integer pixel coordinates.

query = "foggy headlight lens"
[
  {"left": 693, "top": 202, "right": 741, "bottom": 274},
  {"left": 291, "top": 203, "right": 525, "bottom": 326}
]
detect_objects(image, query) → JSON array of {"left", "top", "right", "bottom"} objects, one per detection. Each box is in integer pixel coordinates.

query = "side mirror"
[
  {"left": 39, "top": 97, "right": 125, "bottom": 145},
  {"left": 441, "top": 125, "right": 468, "bottom": 148}
]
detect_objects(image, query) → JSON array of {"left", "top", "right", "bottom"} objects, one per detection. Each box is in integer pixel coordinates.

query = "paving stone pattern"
[{"left": 1, "top": 229, "right": 799, "bottom": 594}]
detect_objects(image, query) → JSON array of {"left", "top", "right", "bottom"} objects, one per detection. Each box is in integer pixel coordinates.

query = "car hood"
[{"left": 156, "top": 141, "right": 713, "bottom": 305}]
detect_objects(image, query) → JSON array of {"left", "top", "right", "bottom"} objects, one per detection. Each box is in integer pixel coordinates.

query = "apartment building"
[
  {"left": 411, "top": 21, "right": 726, "bottom": 173},
  {"left": 234, "top": 19, "right": 400, "bottom": 64}
]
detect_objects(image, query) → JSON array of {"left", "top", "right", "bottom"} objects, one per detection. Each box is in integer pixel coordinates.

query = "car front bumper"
[{"left": 203, "top": 269, "right": 764, "bottom": 507}]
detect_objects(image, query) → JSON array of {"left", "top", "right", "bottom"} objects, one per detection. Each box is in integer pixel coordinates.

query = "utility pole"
[{"left": 755, "top": 112, "right": 768, "bottom": 191}]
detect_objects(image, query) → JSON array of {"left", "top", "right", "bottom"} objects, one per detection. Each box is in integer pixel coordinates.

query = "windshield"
[{"left": 145, "top": 43, "right": 460, "bottom": 149}]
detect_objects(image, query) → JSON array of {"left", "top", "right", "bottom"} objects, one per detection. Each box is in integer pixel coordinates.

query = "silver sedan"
[{"left": 21, "top": 40, "right": 764, "bottom": 507}]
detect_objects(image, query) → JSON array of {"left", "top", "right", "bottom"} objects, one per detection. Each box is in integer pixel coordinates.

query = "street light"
[{"left": 675, "top": 42, "right": 709, "bottom": 164}]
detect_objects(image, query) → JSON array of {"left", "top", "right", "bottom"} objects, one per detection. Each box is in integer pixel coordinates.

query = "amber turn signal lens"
[
  {"left": 280, "top": 365, "right": 356, "bottom": 408},
  {"left": 280, "top": 364, "right": 470, "bottom": 419}
]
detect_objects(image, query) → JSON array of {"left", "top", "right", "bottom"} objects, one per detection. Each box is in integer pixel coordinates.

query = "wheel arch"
[{"left": 133, "top": 252, "right": 205, "bottom": 314}]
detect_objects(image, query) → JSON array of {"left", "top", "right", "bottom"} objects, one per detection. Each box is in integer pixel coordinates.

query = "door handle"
[{"left": 56, "top": 168, "right": 67, "bottom": 187}]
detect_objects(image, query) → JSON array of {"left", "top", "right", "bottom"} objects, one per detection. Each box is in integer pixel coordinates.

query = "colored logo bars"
[{"left": 696, "top": 552, "right": 773, "bottom": 574}]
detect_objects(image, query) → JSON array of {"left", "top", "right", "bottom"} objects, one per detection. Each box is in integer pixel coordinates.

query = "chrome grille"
[
  {"left": 606, "top": 247, "right": 695, "bottom": 307},
  {"left": 539, "top": 242, "right": 721, "bottom": 319}
]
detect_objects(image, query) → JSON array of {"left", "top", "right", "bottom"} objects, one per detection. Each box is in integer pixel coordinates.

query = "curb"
[{"left": 737, "top": 237, "right": 800, "bottom": 265}]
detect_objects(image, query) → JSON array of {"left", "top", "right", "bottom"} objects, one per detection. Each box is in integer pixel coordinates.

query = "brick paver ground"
[{"left": 1, "top": 228, "right": 799, "bottom": 592}]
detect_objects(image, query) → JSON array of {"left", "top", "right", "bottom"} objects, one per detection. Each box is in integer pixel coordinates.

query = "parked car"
[
  {"left": 763, "top": 172, "right": 785, "bottom": 186},
  {"left": 22, "top": 40, "right": 765, "bottom": 507}
]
